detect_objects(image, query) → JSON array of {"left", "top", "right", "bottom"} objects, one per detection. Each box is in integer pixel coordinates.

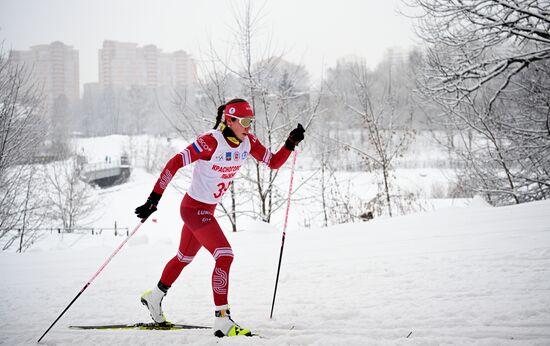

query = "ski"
[{"left": 69, "top": 322, "right": 210, "bottom": 330}]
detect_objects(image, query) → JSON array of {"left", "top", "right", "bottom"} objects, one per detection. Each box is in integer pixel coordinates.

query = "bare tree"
[
  {"left": 315, "top": 149, "right": 364, "bottom": 226},
  {"left": 11, "top": 166, "right": 48, "bottom": 252},
  {"left": 1, "top": 165, "right": 48, "bottom": 252},
  {"left": 187, "top": 1, "right": 321, "bottom": 227},
  {"left": 222, "top": 1, "right": 321, "bottom": 223},
  {"left": 45, "top": 159, "right": 95, "bottom": 232},
  {"left": 327, "top": 57, "right": 415, "bottom": 217},
  {"left": 407, "top": 0, "right": 550, "bottom": 204},
  {"left": 0, "top": 43, "right": 47, "bottom": 248}
]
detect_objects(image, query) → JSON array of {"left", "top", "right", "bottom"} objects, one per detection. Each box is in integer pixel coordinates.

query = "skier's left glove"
[
  {"left": 285, "top": 123, "right": 305, "bottom": 151},
  {"left": 135, "top": 191, "right": 161, "bottom": 220}
]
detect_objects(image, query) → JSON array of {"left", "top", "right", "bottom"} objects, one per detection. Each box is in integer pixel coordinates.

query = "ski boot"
[
  {"left": 213, "top": 305, "right": 252, "bottom": 337},
  {"left": 140, "top": 282, "right": 169, "bottom": 324}
]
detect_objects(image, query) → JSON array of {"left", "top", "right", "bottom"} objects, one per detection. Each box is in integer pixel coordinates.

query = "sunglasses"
[{"left": 229, "top": 116, "right": 254, "bottom": 128}]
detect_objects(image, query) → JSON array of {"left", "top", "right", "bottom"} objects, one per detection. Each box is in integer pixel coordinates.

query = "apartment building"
[
  {"left": 98, "top": 40, "right": 196, "bottom": 91},
  {"left": 10, "top": 41, "right": 80, "bottom": 107}
]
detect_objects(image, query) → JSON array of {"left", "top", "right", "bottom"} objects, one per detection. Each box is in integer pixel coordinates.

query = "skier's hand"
[
  {"left": 135, "top": 191, "right": 161, "bottom": 221},
  {"left": 285, "top": 123, "right": 305, "bottom": 150}
]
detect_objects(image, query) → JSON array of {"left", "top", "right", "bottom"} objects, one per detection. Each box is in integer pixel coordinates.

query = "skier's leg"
[
  {"left": 196, "top": 223, "right": 233, "bottom": 307},
  {"left": 190, "top": 221, "right": 250, "bottom": 337},
  {"left": 180, "top": 198, "right": 250, "bottom": 337},
  {"left": 142, "top": 208, "right": 202, "bottom": 323},
  {"left": 160, "top": 223, "right": 202, "bottom": 286},
  {"left": 180, "top": 205, "right": 233, "bottom": 306}
]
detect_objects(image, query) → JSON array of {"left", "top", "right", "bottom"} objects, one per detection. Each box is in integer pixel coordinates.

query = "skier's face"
[{"left": 228, "top": 116, "right": 252, "bottom": 140}]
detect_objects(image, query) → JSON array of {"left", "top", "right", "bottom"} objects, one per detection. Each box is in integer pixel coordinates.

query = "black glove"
[
  {"left": 135, "top": 191, "right": 161, "bottom": 220},
  {"left": 285, "top": 123, "right": 305, "bottom": 151}
]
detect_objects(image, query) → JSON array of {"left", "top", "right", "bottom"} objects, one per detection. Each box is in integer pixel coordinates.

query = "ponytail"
[{"left": 213, "top": 104, "right": 225, "bottom": 129}]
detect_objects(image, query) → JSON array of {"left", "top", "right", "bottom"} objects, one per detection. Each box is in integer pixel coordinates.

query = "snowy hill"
[{"left": 1, "top": 195, "right": 549, "bottom": 345}]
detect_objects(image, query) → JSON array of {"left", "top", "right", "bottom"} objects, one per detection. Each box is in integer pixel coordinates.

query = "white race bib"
[{"left": 187, "top": 130, "right": 250, "bottom": 204}]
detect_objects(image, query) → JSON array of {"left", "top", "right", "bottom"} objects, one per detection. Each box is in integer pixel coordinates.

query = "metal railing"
[{"left": 1, "top": 226, "right": 130, "bottom": 237}]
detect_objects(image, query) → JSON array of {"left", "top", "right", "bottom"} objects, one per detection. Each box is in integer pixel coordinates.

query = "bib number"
[{"left": 214, "top": 181, "right": 232, "bottom": 199}]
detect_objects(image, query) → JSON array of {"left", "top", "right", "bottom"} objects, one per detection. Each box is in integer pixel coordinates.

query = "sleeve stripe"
[
  {"left": 180, "top": 148, "right": 192, "bottom": 166},
  {"left": 263, "top": 149, "right": 273, "bottom": 165}
]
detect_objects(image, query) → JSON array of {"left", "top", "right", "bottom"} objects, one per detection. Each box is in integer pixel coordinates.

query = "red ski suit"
[{"left": 152, "top": 130, "right": 291, "bottom": 306}]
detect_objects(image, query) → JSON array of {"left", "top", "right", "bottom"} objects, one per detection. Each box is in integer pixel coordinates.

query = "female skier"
[{"left": 135, "top": 98, "right": 305, "bottom": 337}]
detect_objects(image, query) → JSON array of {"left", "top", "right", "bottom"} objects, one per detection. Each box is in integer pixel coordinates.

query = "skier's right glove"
[{"left": 135, "top": 191, "right": 161, "bottom": 220}]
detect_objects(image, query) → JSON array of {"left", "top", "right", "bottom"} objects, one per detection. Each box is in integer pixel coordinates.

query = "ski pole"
[
  {"left": 270, "top": 150, "right": 298, "bottom": 319},
  {"left": 37, "top": 219, "right": 147, "bottom": 343}
]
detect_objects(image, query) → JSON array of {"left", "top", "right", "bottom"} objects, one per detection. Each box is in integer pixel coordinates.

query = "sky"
[{"left": 0, "top": 0, "right": 418, "bottom": 88}]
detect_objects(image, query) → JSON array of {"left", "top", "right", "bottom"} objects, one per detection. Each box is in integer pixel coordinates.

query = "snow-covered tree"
[
  {"left": 0, "top": 43, "right": 47, "bottom": 250},
  {"left": 408, "top": 0, "right": 550, "bottom": 204}
]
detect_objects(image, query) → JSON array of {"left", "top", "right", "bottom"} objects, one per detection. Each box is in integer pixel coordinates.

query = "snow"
[
  {"left": 2, "top": 188, "right": 550, "bottom": 344},
  {"left": 1, "top": 135, "right": 550, "bottom": 345}
]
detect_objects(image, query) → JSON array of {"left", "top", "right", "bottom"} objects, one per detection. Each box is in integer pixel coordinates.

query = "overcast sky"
[{"left": 0, "top": 0, "right": 418, "bottom": 87}]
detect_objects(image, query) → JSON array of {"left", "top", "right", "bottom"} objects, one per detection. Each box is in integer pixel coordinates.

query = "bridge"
[{"left": 78, "top": 155, "right": 132, "bottom": 188}]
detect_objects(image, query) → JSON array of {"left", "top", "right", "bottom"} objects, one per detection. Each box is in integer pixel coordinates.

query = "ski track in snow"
[{"left": 1, "top": 173, "right": 550, "bottom": 345}]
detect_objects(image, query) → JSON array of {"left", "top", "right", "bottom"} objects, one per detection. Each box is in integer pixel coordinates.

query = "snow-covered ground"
[
  {"left": 1, "top": 186, "right": 549, "bottom": 345},
  {"left": 1, "top": 135, "right": 549, "bottom": 345}
]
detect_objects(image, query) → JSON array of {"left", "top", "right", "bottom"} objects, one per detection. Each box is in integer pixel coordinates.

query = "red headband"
[{"left": 224, "top": 101, "right": 254, "bottom": 119}]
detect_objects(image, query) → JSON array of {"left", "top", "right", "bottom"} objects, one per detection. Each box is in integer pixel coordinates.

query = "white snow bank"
[{"left": 1, "top": 199, "right": 549, "bottom": 345}]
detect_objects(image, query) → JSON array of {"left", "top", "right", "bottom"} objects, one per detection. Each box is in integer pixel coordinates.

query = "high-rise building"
[
  {"left": 10, "top": 41, "right": 80, "bottom": 107},
  {"left": 99, "top": 40, "right": 142, "bottom": 88},
  {"left": 143, "top": 44, "right": 159, "bottom": 89},
  {"left": 159, "top": 50, "right": 197, "bottom": 92},
  {"left": 98, "top": 40, "right": 196, "bottom": 91}
]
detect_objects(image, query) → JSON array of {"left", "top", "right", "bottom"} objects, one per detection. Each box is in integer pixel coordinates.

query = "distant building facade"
[
  {"left": 98, "top": 40, "right": 196, "bottom": 91},
  {"left": 10, "top": 41, "right": 80, "bottom": 108}
]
